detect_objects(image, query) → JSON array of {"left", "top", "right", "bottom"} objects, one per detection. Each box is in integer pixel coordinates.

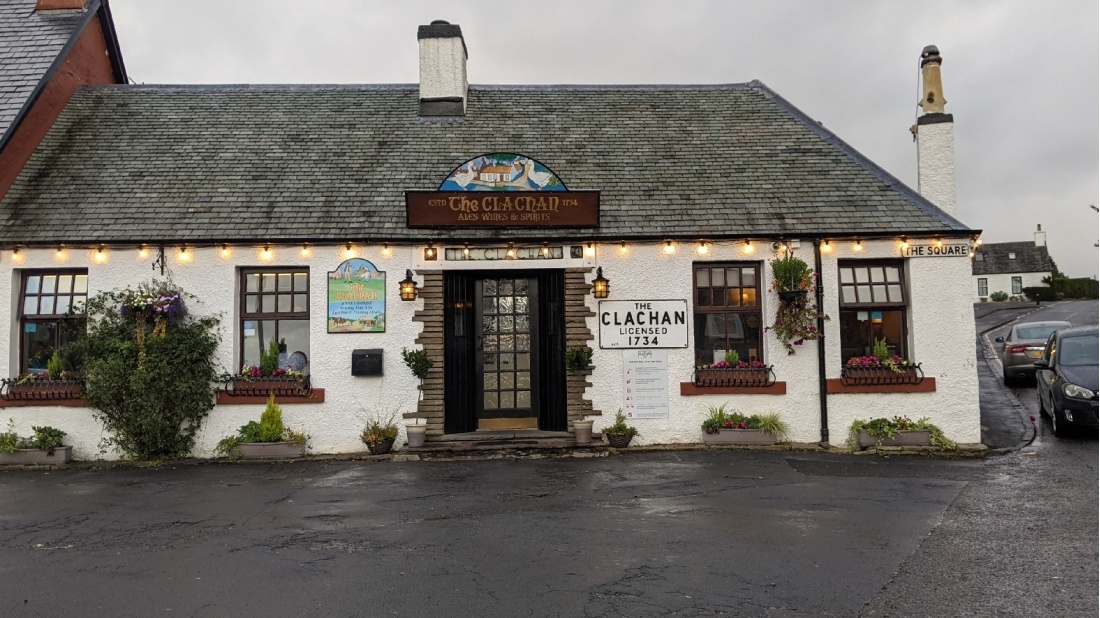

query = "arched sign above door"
[{"left": 407, "top": 153, "right": 599, "bottom": 228}]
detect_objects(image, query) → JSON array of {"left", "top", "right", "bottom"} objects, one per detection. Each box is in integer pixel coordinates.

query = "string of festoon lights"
[{"left": 1, "top": 235, "right": 982, "bottom": 263}]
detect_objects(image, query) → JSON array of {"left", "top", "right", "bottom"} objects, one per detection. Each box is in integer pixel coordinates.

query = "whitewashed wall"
[
  {"left": 1, "top": 237, "right": 981, "bottom": 459},
  {"left": 973, "top": 272, "right": 1049, "bottom": 301}
]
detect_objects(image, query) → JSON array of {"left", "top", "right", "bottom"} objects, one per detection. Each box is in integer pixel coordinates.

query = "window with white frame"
[
  {"left": 1011, "top": 277, "right": 1022, "bottom": 294},
  {"left": 837, "top": 260, "right": 908, "bottom": 361},
  {"left": 977, "top": 278, "right": 988, "bottom": 297},
  {"left": 239, "top": 268, "right": 311, "bottom": 372},
  {"left": 18, "top": 270, "right": 88, "bottom": 374}
]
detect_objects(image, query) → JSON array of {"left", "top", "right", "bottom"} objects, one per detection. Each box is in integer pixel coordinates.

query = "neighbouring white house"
[
  {"left": 972, "top": 225, "right": 1054, "bottom": 301},
  {"left": 0, "top": 14, "right": 983, "bottom": 459}
]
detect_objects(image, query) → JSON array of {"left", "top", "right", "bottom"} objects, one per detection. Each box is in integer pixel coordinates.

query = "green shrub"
[
  {"left": 723, "top": 349, "right": 740, "bottom": 364},
  {"left": 72, "top": 281, "right": 221, "bottom": 460},
  {"left": 848, "top": 416, "right": 956, "bottom": 450},
  {"left": 259, "top": 339, "right": 280, "bottom": 375},
  {"left": 361, "top": 412, "right": 399, "bottom": 446},
  {"left": 216, "top": 394, "right": 308, "bottom": 456},
  {"left": 565, "top": 346, "right": 593, "bottom": 371},
  {"left": 401, "top": 347, "right": 433, "bottom": 380},
  {"left": 257, "top": 393, "right": 285, "bottom": 442},
  {"left": 989, "top": 291, "right": 1009, "bottom": 302},
  {"left": 46, "top": 351, "right": 64, "bottom": 379},
  {"left": 604, "top": 410, "right": 638, "bottom": 437},
  {"left": 771, "top": 255, "right": 812, "bottom": 292},
  {"left": 872, "top": 337, "right": 890, "bottom": 362}
]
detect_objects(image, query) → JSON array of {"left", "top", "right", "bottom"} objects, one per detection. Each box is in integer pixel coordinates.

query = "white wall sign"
[
  {"left": 623, "top": 349, "right": 668, "bottom": 419},
  {"left": 598, "top": 299, "right": 688, "bottom": 348},
  {"left": 902, "top": 243, "right": 970, "bottom": 257}
]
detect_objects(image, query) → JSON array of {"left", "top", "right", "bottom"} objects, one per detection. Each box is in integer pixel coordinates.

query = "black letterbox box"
[{"left": 351, "top": 349, "right": 383, "bottom": 376}]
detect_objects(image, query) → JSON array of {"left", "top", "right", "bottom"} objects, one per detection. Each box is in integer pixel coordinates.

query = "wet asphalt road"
[{"left": 1, "top": 302, "right": 1096, "bottom": 617}]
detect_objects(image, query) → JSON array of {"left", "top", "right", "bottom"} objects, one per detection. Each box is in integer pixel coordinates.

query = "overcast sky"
[{"left": 108, "top": 0, "right": 1099, "bottom": 278}]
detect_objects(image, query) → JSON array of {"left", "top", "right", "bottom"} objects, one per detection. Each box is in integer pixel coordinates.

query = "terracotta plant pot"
[
  {"left": 406, "top": 425, "right": 427, "bottom": 448},
  {"left": 701, "top": 429, "right": 777, "bottom": 445},
  {"left": 235, "top": 442, "right": 306, "bottom": 459},
  {"left": 856, "top": 429, "right": 931, "bottom": 450},
  {"left": 0, "top": 446, "right": 73, "bottom": 464}
]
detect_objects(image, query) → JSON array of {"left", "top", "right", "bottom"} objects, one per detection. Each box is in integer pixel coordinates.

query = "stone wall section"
[
  {"left": 411, "top": 270, "right": 445, "bottom": 437},
  {"left": 565, "top": 268, "right": 600, "bottom": 429}
]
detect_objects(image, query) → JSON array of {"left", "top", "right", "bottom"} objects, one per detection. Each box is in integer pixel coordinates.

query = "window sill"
[
  {"left": 0, "top": 398, "right": 86, "bottom": 408},
  {"left": 680, "top": 382, "right": 787, "bottom": 396},
  {"left": 826, "top": 378, "right": 936, "bottom": 394},
  {"left": 216, "top": 389, "right": 325, "bottom": 405}
]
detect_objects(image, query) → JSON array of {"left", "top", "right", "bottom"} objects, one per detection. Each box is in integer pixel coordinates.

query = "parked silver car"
[{"left": 996, "top": 320, "right": 1072, "bottom": 385}]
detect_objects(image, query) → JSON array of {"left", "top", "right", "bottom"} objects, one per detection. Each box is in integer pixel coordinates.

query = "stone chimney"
[
  {"left": 1034, "top": 224, "right": 1047, "bottom": 247},
  {"left": 418, "top": 20, "right": 467, "bottom": 117},
  {"left": 35, "top": 0, "right": 87, "bottom": 10},
  {"left": 913, "top": 45, "right": 957, "bottom": 217}
]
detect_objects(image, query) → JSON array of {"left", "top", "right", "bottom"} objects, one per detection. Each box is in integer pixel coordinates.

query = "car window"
[
  {"left": 1058, "top": 334, "right": 1099, "bottom": 367},
  {"left": 1016, "top": 325, "right": 1068, "bottom": 340}
]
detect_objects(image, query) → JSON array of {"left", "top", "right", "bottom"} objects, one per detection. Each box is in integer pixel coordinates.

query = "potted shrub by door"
[
  {"left": 362, "top": 413, "right": 399, "bottom": 455},
  {"left": 848, "top": 416, "right": 956, "bottom": 451},
  {"left": 0, "top": 421, "right": 72, "bottom": 464},
  {"left": 216, "top": 394, "right": 309, "bottom": 459},
  {"left": 602, "top": 410, "right": 638, "bottom": 448},
  {"left": 400, "top": 347, "right": 433, "bottom": 446},
  {"left": 700, "top": 404, "right": 789, "bottom": 445}
]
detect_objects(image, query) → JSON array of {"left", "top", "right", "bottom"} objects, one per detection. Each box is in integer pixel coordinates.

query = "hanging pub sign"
[
  {"left": 328, "top": 258, "right": 386, "bottom": 333},
  {"left": 406, "top": 153, "right": 599, "bottom": 228},
  {"left": 599, "top": 300, "right": 689, "bottom": 349}
]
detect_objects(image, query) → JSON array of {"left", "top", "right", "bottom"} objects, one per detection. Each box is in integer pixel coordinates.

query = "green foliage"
[
  {"left": 46, "top": 350, "right": 64, "bottom": 380},
  {"left": 0, "top": 420, "right": 66, "bottom": 453},
  {"left": 258, "top": 393, "right": 285, "bottom": 442},
  {"left": 216, "top": 394, "right": 308, "bottom": 456},
  {"left": 72, "top": 281, "right": 222, "bottom": 460},
  {"left": 361, "top": 412, "right": 399, "bottom": 446},
  {"left": 401, "top": 347, "right": 433, "bottom": 380},
  {"left": 770, "top": 255, "right": 813, "bottom": 292},
  {"left": 259, "top": 339, "right": 280, "bottom": 375},
  {"left": 604, "top": 409, "right": 638, "bottom": 437},
  {"left": 989, "top": 291, "right": 1009, "bottom": 302},
  {"left": 723, "top": 349, "right": 740, "bottom": 364},
  {"left": 565, "top": 346, "right": 594, "bottom": 372},
  {"left": 848, "top": 416, "right": 957, "bottom": 451},
  {"left": 872, "top": 337, "right": 890, "bottom": 362},
  {"left": 700, "top": 404, "right": 789, "bottom": 441}
]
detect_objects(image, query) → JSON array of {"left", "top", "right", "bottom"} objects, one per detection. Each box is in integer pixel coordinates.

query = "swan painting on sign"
[
  {"left": 440, "top": 153, "right": 566, "bottom": 191},
  {"left": 328, "top": 259, "right": 386, "bottom": 333}
]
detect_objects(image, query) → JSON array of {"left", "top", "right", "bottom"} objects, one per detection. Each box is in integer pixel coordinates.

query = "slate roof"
[
  {"left": 0, "top": 0, "right": 89, "bottom": 147},
  {"left": 0, "top": 81, "right": 975, "bottom": 244},
  {"left": 972, "top": 241, "right": 1053, "bottom": 276}
]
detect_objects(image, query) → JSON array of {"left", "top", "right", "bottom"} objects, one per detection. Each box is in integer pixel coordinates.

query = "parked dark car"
[
  {"left": 996, "top": 320, "right": 1072, "bottom": 385},
  {"left": 1034, "top": 325, "right": 1099, "bottom": 437}
]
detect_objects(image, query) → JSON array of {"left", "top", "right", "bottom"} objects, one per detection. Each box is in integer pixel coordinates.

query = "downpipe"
[{"left": 814, "top": 239, "right": 829, "bottom": 445}]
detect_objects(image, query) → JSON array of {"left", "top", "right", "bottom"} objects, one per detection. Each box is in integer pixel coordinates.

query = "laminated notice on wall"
[{"left": 623, "top": 349, "right": 668, "bottom": 419}]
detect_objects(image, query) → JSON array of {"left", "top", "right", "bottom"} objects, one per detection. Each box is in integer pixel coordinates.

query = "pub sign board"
[
  {"left": 328, "top": 258, "right": 386, "bottom": 333},
  {"left": 407, "top": 153, "right": 600, "bottom": 228},
  {"left": 406, "top": 191, "right": 600, "bottom": 228},
  {"left": 599, "top": 300, "right": 689, "bottom": 349}
]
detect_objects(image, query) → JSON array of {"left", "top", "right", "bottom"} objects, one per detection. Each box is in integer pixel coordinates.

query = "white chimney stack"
[
  {"left": 418, "top": 20, "right": 467, "bottom": 116},
  {"left": 1034, "top": 224, "right": 1047, "bottom": 247},
  {"left": 913, "top": 45, "right": 957, "bottom": 217}
]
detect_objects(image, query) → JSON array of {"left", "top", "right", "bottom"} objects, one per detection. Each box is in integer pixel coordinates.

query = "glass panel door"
[{"left": 476, "top": 277, "right": 538, "bottom": 428}]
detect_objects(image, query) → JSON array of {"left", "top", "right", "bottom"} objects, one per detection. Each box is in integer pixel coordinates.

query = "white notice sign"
[
  {"left": 599, "top": 299, "right": 689, "bottom": 349},
  {"left": 623, "top": 349, "right": 668, "bottom": 419}
]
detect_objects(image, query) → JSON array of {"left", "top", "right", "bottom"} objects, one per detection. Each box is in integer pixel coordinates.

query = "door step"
[{"left": 407, "top": 430, "right": 607, "bottom": 454}]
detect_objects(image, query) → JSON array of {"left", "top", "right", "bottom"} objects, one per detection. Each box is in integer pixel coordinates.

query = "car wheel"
[
  {"left": 1051, "top": 407, "right": 1072, "bottom": 438},
  {"left": 1003, "top": 372, "right": 1015, "bottom": 387}
]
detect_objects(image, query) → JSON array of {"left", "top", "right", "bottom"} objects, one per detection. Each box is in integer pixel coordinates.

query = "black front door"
[{"left": 444, "top": 270, "right": 565, "bottom": 433}]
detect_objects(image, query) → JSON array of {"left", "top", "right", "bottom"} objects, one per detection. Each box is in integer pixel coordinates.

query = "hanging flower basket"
[
  {"left": 693, "top": 365, "right": 775, "bottom": 387},
  {"left": 777, "top": 289, "right": 807, "bottom": 306},
  {"left": 1, "top": 377, "right": 83, "bottom": 401}
]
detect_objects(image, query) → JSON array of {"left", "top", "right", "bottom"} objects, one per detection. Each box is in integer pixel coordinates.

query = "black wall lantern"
[
  {"left": 399, "top": 269, "right": 419, "bottom": 301},
  {"left": 591, "top": 267, "right": 610, "bottom": 299}
]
